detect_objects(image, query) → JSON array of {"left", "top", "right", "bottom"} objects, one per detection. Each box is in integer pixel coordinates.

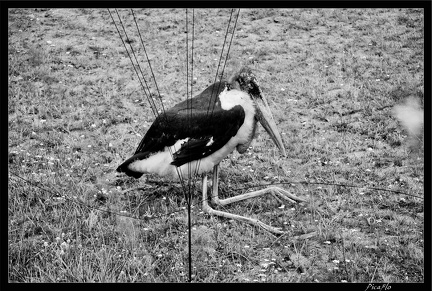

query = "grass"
[{"left": 8, "top": 8, "right": 424, "bottom": 282}]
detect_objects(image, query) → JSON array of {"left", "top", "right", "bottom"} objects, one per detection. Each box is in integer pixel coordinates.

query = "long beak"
[{"left": 255, "top": 97, "right": 287, "bottom": 157}]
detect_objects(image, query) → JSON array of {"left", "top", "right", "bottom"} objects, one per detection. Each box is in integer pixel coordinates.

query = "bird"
[{"left": 117, "top": 66, "right": 307, "bottom": 234}]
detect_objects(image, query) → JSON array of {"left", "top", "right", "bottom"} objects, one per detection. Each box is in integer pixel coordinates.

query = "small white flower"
[{"left": 60, "top": 242, "right": 69, "bottom": 250}]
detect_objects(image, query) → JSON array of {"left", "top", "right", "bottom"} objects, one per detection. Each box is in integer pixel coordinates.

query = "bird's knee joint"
[
  {"left": 211, "top": 196, "right": 221, "bottom": 205},
  {"left": 202, "top": 203, "right": 214, "bottom": 214}
]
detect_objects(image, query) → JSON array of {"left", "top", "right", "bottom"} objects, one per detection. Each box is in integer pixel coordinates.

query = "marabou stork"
[{"left": 117, "top": 67, "right": 307, "bottom": 234}]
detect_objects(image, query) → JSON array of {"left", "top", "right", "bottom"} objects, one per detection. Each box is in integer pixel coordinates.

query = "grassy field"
[{"left": 8, "top": 8, "right": 424, "bottom": 283}]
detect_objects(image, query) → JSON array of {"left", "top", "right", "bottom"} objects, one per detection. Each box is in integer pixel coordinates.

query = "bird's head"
[{"left": 227, "top": 67, "right": 287, "bottom": 157}]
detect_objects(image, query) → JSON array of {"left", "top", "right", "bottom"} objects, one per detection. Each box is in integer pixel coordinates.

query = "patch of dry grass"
[{"left": 8, "top": 8, "right": 424, "bottom": 282}]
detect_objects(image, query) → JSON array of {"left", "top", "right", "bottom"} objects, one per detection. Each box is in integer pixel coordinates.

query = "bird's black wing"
[
  {"left": 132, "top": 104, "right": 245, "bottom": 167},
  {"left": 117, "top": 81, "right": 243, "bottom": 174},
  {"left": 132, "top": 81, "right": 228, "bottom": 156},
  {"left": 170, "top": 106, "right": 245, "bottom": 166}
]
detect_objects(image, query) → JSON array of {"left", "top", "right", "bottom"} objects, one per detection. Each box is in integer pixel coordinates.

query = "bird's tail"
[{"left": 116, "top": 153, "right": 150, "bottom": 179}]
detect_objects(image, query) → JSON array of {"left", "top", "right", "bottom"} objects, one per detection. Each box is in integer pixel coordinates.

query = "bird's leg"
[
  {"left": 203, "top": 165, "right": 308, "bottom": 234},
  {"left": 201, "top": 173, "right": 285, "bottom": 234},
  {"left": 210, "top": 164, "right": 221, "bottom": 205},
  {"left": 211, "top": 164, "right": 307, "bottom": 207}
]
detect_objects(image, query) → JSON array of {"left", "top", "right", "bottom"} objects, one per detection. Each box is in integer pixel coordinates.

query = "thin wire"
[
  {"left": 192, "top": 9, "right": 236, "bottom": 180},
  {"left": 104, "top": 9, "right": 421, "bottom": 282},
  {"left": 9, "top": 171, "right": 422, "bottom": 226},
  {"left": 185, "top": 9, "right": 195, "bottom": 206},
  {"left": 112, "top": 11, "right": 194, "bottom": 281},
  {"left": 12, "top": 170, "right": 179, "bottom": 223},
  {"left": 109, "top": 8, "right": 188, "bottom": 196},
  {"left": 185, "top": 9, "right": 239, "bottom": 220},
  {"left": 186, "top": 9, "right": 196, "bottom": 199},
  {"left": 130, "top": 9, "right": 167, "bottom": 119},
  {"left": 193, "top": 9, "right": 240, "bottom": 179},
  {"left": 189, "top": 9, "right": 195, "bottom": 192},
  {"left": 230, "top": 181, "right": 423, "bottom": 199},
  {"left": 208, "top": 9, "right": 240, "bottom": 120},
  {"left": 185, "top": 8, "right": 190, "bottom": 202},
  {"left": 190, "top": 10, "right": 195, "bottom": 282},
  {"left": 108, "top": 9, "right": 158, "bottom": 116},
  {"left": 185, "top": 8, "right": 192, "bottom": 283},
  {"left": 9, "top": 171, "right": 191, "bottom": 222},
  {"left": 204, "top": 9, "right": 235, "bottom": 118}
]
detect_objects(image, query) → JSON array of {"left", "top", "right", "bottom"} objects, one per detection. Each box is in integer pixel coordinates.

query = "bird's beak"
[{"left": 255, "top": 96, "right": 287, "bottom": 157}]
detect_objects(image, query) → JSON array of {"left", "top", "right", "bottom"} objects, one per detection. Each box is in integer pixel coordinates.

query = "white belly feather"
[{"left": 128, "top": 89, "right": 256, "bottom": 180}]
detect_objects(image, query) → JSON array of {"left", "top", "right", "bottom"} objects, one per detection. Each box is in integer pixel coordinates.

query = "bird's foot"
[
  {"left": 268, "top": 186, "right": 308, "bottom": 204},
  {"left": 212, "top": 186, "right": 307, "bottom": 207},
  {"left": 202, "top": 202, "right": 285, "bottom": 234}
]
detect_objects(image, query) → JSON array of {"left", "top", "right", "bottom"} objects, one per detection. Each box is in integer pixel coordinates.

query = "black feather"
[{"left": 117, "top": 81, "right": 245, "bottom": 177}]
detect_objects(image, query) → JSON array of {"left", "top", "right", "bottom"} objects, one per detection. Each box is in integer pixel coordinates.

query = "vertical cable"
[{"left": 185, "top": 9, "right": 192, "bottom": 282}]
